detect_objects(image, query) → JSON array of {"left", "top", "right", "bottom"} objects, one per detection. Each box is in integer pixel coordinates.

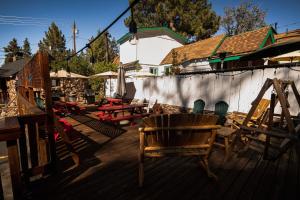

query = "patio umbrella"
[
  {"left": 115, "top": 65, "right": 127, "bottom": 98},
  {"left": 269, "top": 50, "right": 300, "bottom": 62},
  {"left": 89, "top": 71, "right": 118, "bottom": 97}
]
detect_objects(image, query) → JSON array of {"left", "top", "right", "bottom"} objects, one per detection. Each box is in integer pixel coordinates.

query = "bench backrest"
[{"left": 142, "top": 114, "right": 218, "bottom": 147}]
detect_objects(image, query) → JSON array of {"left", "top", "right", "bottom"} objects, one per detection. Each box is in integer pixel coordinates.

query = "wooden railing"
[{"left": 0, "top": 52, "right": 56, "bottom": 199}]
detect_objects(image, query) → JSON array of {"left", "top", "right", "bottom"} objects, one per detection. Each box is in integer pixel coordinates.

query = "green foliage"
[
  {"left": 124, "top": 0, "right": 220, "bottom": 40},
  {"left": 89, "top": 62, "right": 118, "bottom": 97},
  {"left": 23, "top": 38, "right": 32, "bottom": 58},
  {"left": 68, "top": 53, "right": 93, "bottom": 76},
  {"left": 3, "top": 38, "right": 22, "bottom": 63},
  {"left": 87, "top": 31, "right": 119, "bottom": 63},
  {"left": 221, "top": 0, "right": 267, "bottom": 35},
  {"left": 38, "top": 22, "right": 67, "bottom": 71}
]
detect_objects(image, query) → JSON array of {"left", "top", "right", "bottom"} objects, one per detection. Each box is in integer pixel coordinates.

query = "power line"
[
  {"left": 0, "top": 15, "right": 70, "bottom": 27},
  {"left": 68, "top": 0, "right": 140, "bottom": 59},
  {"left": 0, "top": 14, "right": 66, "bottom": 23},
  {"left": 277, "top": 21, "right": 300, "bottom": 28}
]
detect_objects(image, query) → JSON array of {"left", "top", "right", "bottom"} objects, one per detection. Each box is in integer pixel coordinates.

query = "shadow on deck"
[{"left": 29, "top": 114, "right": 300, "bottom": 200}]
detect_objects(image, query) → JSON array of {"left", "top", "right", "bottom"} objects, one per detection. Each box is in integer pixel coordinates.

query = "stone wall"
[
  {"left": 0, "top": 79, "right": 18, "bottom": 119},
  {"left": 52, "top": 78, "right": 87, "bottom": 102}
]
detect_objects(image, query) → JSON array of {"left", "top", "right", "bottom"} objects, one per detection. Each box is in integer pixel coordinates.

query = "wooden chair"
[
  {"left": 230, "top": 98, "right": 270, "bottom": 129},
  {"left": 138, "top": 113, "right": 220, "bottom": 187},
  {"left": 192, "top": 99, "right": 205, "bottom": 114}
]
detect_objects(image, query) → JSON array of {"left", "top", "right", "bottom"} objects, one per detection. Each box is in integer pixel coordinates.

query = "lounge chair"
[
  {"left": 214, "top": 100, "right": 229, "bottom": 125},
  {"left": 138, "top": 113, "right": 220, "bottom": 187}
]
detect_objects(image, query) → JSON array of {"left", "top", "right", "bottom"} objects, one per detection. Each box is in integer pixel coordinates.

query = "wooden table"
[
  {"left": 0, "top": 117, "right": 22, "bottom": 200},
  {"left": 215, "top": 126, "right": 237, "bottom": 160}
]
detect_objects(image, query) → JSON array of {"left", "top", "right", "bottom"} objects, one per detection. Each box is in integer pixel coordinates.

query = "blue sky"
[{"left": 1, "top": 0, "right": 300, "bottom": 64}]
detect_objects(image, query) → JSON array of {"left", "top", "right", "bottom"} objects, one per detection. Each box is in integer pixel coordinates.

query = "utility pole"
[
  {"left": 72, "top": 21, "right": 77, "bottom": 54},
  {"left": 104, "top": 32, "right": 110, "bottom": 63}
]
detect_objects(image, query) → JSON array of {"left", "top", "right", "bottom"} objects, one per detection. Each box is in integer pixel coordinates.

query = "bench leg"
[{"left": 199, "top": 158, "right": 218, "bottom": 181}]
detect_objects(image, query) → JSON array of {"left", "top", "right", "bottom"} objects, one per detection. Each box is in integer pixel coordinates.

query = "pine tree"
[
  {"left": 3, "top": 38, "right": 22, "bottom": 63},
  {"left": 87, "top": 31, "right": 118, "bottom": 63},
  {"left": 23, "top": 38, "right": 32, "bottom": 58},
  {"left": 38, "top": 22, "right": 67, "bottom": 71},
  {"left": 124, "top": 0, "right": 220, "bottom": 41}
]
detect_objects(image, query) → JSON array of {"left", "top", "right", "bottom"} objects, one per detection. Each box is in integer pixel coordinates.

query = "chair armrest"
[
  {"left": 140, "top": 125, "right": 221, "bottom": 132},
  {"left": 239, "top": 125, "right": 297, "bottom": 139}
]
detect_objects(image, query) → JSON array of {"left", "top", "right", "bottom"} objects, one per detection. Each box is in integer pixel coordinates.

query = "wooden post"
[
  {"left": 0, "top": 117, "right": 22, "bottom": 200},
  {"left": 39, "top": 52, "right": 57, "bottom": 171},
  {"left": 273, "top": 79, "right": 295, "bottom": 133},
  {"left": 139, "top": 128, "right": 145, "bottom": 187}
]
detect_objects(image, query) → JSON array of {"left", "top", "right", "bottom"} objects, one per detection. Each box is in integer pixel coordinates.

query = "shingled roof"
[
  {"left": 216, "top": 26, "right": 272, "bottom": 56},
  {"left": 275, "top": 29, "right": 300, "bottom": 44},
  {"left": 160, "top": 34, "right": 225, "bottom": 65}
]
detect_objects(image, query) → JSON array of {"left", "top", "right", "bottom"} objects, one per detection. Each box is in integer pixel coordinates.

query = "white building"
[{"left": 117, "top": 27, "right": 187, "bottom": 76}]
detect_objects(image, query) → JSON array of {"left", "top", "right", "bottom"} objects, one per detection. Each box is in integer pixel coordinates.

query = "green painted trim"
[
  {"left": 209, "top": 58, "right": 221, "bottom": 63},
  {"left": 224, "top": 55, "right": 241, "bottom": 61},
  {"left": 117, "top": 27, "right": 188, "bottom": 44},
  {"left": 210, "top": 35, "right": 227, "bottom": 57},
  {"left": 209, "top": 55, "right": 241, "bottom": 63},
  {"left": 259, "top": 28, "right": 276, "bottom": 49}
]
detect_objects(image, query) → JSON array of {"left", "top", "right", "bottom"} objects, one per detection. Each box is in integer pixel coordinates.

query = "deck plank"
[{"left": 28, "top": 113, "right": 300, "bottom": 200}]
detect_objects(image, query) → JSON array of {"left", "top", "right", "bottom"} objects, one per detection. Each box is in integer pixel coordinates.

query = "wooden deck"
[{"left": 29, "top": 113, "right": 300, "bottom": 200}]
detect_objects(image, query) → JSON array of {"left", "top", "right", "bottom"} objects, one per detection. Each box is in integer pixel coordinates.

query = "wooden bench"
[{"left": 138, "top": 113, "right": 220, "bottom": 187}]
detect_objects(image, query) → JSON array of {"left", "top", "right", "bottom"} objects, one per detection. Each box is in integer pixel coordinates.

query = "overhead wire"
[{"left": 68, "top": 0, "right": 140, "bottom": 60}]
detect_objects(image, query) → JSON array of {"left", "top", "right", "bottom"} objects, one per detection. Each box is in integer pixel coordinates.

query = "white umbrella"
[
  {"left": 270, "top": 50, "right": 300, "bottom": 62},
  {"left": 89, "top": 71, "right": 118, "bottom": 78},
  {"left": 50, "top": 69, "right": 88, "bottom": 79},
  {"left": 89, "top": 71, "right": 118, "bottom": 97},
  {"left": 115, "top": 65, "right": 127, "bottom": 98}
]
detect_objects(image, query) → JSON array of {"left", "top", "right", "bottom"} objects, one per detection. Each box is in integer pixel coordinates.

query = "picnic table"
[
  {"left": 53, "top": 101, "right": 85, "bottom": 115},
  {"left": 106, "top": 98, "right": 123, "bottom": 106},
  {"left": 96, "top": 104, "right": 148, "bottom": 124}
]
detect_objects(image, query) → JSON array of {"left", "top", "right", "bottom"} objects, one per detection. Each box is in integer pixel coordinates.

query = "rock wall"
[
  {"left": 52, "top": 78, "right": 87, "bottom": 102},
  {"left": 0, "top": 79, "right": 18, "bottom": 119}
]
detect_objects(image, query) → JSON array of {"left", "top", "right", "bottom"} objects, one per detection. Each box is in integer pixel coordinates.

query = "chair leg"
[
  {"left": 224, "top": 137, "right": 230, "bottom": 161},
  {"left": 199, "top": 158, "right": 218, "bottom": 181},
  {"left": 139, "top": 155, "right": 144, "bottom": 187}
]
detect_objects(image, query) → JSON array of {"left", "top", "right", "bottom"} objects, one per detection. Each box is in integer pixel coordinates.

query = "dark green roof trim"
[
  {"left": 259, "top": 28, "right": 276, "bottom": 49},
  {"left": 209, "top": 55, "right": 241, "bottom": 63},
  {"left": 117, "top": 27, "right": 188, "bottom": 44},
  {"left": 210, "top": 35, "right": 227, "bottom": 57}
]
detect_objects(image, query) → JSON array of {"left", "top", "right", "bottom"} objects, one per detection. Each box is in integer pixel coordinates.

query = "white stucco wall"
[
  {"left": 106, "top": 67, "right": 300, "bottom": 115},
  {"left": 120, "top": 41, "right": 137, "bottom": 64},
  {"left": 119, "top": 35, "right": 183, "bottom": 67}
]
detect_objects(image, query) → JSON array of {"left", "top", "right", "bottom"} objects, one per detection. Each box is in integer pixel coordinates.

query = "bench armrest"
[{"left": 139, "top": 125, "right": 221, "bottom": 132}]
